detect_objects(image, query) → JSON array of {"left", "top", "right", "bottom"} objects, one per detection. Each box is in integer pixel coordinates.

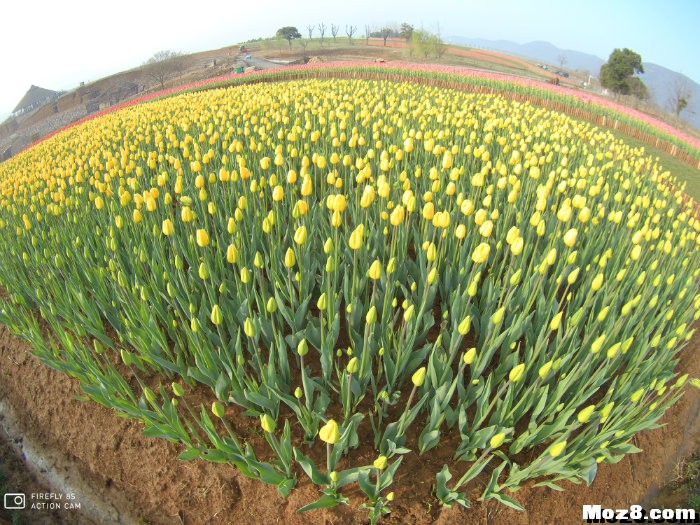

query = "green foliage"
[
  {"left": 276, "top": 26, "right": 302, "bottom": 47},
  {"left": 399, "top": 23, "right": 414, "bottom": 41},
  {"left": 410, "top": 29, "right": 446, "bottom": 59},
  {"left": 600, "top": 48, "right": 646, "bottom": 96}
]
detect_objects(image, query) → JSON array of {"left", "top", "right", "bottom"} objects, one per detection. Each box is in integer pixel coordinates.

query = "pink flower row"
[{"left": 18, "top": 61, "right": 700, "bottom": 156}]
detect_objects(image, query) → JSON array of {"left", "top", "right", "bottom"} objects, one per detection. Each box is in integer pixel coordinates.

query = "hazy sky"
[{"left": 1, "top": 0, "right": 698, "bottom": 119}]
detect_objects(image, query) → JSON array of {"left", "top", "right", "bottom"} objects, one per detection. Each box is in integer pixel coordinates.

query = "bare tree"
[
  {"left": 558, "top": 53, "right": 568, "bottom": 70},
  {"left": 307, "top": 25, "right": 315, "bottom": 39},
  {"left": 318, "top": 22, "right": 326, "bottom": 44},
  {"left": 143, "top": 50, "right": 184, "bottom": 90},
  {"left": 331, "top": 24, "right": 339, "bottom": 42},
  {"left": 299, "top": 39, "right": 310, "bottom": 57},
  {"left": 379, "top": 26, "right": 392, "bottom": 46},
  {"left": 668, "top": 79, "right": 693, "bottom": 118},
  {"left": 345, "top": 25, "right": 357, "bottom": 44},
  {"left": 364, "top": 24, "right": 372, "bottom": 45}
]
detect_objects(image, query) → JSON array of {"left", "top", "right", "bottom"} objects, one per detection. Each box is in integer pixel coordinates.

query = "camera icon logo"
[{"left": 4, "top": 493, "right": 26, "bottom": 510}]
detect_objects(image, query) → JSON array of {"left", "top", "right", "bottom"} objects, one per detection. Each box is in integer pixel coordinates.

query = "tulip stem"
[
  {"left": 326, "top": 442, "right": 332, "bottom": 474},
  {"left": 397, "top": 383, "right": 418, "bottom": 435},
  {"left": 344, "top": 372, "right": 353, "bottom": 418}
]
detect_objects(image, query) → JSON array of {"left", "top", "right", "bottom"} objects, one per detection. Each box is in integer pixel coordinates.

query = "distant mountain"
[
  {"left": 638, "top": 64, "right": 699, "bottom": 130},
  {"left": 447, "top": 36, "right": 700, "bottom": 131}
]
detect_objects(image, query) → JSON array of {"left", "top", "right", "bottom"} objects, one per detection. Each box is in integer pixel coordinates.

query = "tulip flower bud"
[
  {"left": 538, "top": 360, "right": 553, "bottom": 379},
  {"left": 458, "top": 315, "right": 471, "bottom": 335},
  {"left": 577, "top": 405, "right": 596, "bottom": 423},
  {"left": 347, "top": 357, "right": 359, "bottom": 374},
  {"left": 297, "top": 339, "right": 309, "bottom": 357},
  {"left": 196, "top": 229, "right": 209, "bottom": 247},
  {"left": 284, "top": 247, "right": 296, "bottom": 268},
  {"left": 211, "top": 304, "right": 223, "bottom": 325},
  {"left": 404, "top": 304, "right": 415, "bottom": 322},
  {"left": 212, "top": 401, "right": 225, "bottom": 418},
  {"left": 244, "top": 317, "right": 256, "bottom": 338},
  {"left": 162, "top": 219, "right": 174, "bottom": 236},
  {"left": 549, "top": 311, "right": 563, "bottom": 331},
  {"left": 563, "top": 228, "right": 577, "bottom": 247},
  {"left": 366, "top": 306, "right": 377, "bottom": 324},
  {"left": 294, "top": 225, "right": 308, "bottom": 245},
  {"left": 294, "top": 386, "right": 303, "bottom": 399},
  {"left": 472, "top": 243, "right": 490, "bottom": 263},
  {"left": 373, "top": 455, "right": 388, "bottom": 470},
  {"left": 260, "top": 414, "right": 276, "bottom": 433},
  {"left": 172, "top": 383, "right": 185, "bottom": 397},
  {"left": 590, "top": 334, "right": 606, "bottom": 354},
  {"left": 348, "top": 224, "right": 364, "bottom": 250},
  {"left": 427, "top": 267, "right": 438, "bottom": 285},
  {"left": 368, "top": 260, "right": 382, "bottom": 280},
  {"left": 412, "top": 366, "right": 426, "bottom": 387},
  {"left": 491, "top": 306, "right": 505, "bottom": 326},
  {"left": 509, "top": 363, "right": 525, "bottom": 382},
  {"left": 198, "top": 262, "right": 209, "bottom": 280},
  {"left": 317, "top": 293, "right": 327, "bottom": 310},
  {"left": 489, "top": 432, "right": 506, "bottom": 449},
  {"left": 463, "top": 347, "right": 477, "bottom": 365},
  {"left": 319, "top": 419, "right": 340, "bottom": 444},
  {"left": 567, "top": 267, "right": 580, "bottom": 284},
  {"left": 549, "top": 440, "right": 567, "bottom": 457}
]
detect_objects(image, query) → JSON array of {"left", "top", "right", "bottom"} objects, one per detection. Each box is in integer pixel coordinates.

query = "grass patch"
[{"left": 608, "top": 132, "right": 700, "bottom": 202}]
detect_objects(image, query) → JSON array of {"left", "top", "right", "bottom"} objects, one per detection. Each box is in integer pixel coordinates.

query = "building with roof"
[{"left": 12, "top": 85, "right": 59, "bottom": 116}]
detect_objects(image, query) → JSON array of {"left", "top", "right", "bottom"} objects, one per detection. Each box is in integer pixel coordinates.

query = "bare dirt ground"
[{"left": 1, "top": 318, "right": 699, "bottom": 525}]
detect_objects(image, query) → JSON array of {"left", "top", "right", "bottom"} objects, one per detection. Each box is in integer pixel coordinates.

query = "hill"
[{"left": 447, "top": 36, "right": 700, "bottom": 132}]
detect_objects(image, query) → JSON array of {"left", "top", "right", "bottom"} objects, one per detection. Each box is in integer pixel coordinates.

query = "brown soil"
[{"left": 1, "top": 317, "right": 699, "bottom": 525}]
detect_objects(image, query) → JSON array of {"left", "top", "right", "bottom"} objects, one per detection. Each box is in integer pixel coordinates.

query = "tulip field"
[{"left": 0, "top": 65, "right": 699, "bottom": 521}]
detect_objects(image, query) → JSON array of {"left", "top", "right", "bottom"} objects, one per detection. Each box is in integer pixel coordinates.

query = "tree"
[
  {"left": 306, "top": 25, "right": 315, "bottom": 39},
  {"left": 410, "top": 29, "right": 445, "bottom": 60},
  {"left": 331, "top": 24, "right": 339, "bottom": 42},
  {"left": 298, "top": 39, "right": 310, "bottom": 58},
  {"left": 345, "top": 25, "right": 357, "bottom": 44},
  {"left": 143, "top": 50, "right": 183, "bottom": 90},
  {"left": 276, "top": 26, "right": 302, "bottom": 49},
  {"left": 399, "top": 23, "right": 414, "bottom": 41},
  {"left": 626, "top": 77, "right": 649, "bottom": 100},
  {"left": 364, "top": 24, "right": 372, "bottom": 45},
  {"left": 669, "top": 80, "right": 692, "bottom": 117},
  {"left": 558, "top": 53, "right": 567, "bottom": 70},
  {"left": 318, "top": 22, "right": 327, "bottom": 44},
  {"left": 599, "top": 48, "right": 646, "bottom": 96},
  {"left": 379, "top": 26, "right": 392, "bottom": 46}
]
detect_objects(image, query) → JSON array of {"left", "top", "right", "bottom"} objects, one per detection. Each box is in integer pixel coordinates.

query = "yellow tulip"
[
  {"left": 196, "top": 229, "right": 209, "bottom": 247},
  {"left": 294, "top": 225, "right": 308, "bottom": 245},
  {"left": 390, "top": 205, "right": 405, "bottom": 226},
  {"left": 489, "top": 432, "right": 506, "bottom": 449},
  {"left": 348, "top": 224, "right": 364, "bottom": 250},
  {"left": 509, "top": 363, "right": 525, "bottom": 382},
  {"left": 284, "top": 247, "right": 296, "bottom": 268},
  {"left": 563, "top": 228, "right": 577, "bottom": 247},
  {"left": 412, "top": 366, "right": 427, "bottom": 387},
  {"left": 162, "top": 219, "right": 174, "bottom": 236},
  {"left": 472, "top": 243, "right": 490, "bottom": 263},
  {"left": 368, "top": 259, "right": 382, "bottom": 280},
  {"left": 549, "top": 440, "right": 567, "bottom": 457},
  {"left": 319, "top": 419, "right": 340, "bottom": 444}
]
